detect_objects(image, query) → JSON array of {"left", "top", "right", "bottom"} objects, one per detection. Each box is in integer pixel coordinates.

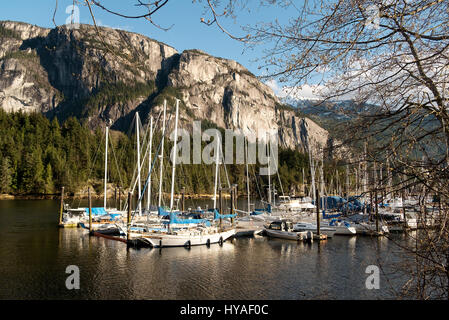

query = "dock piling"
[
  {"left": 127, "top": 192, "right": 132, "bottom": 242},
  {"left": 219, "top": 188, "right": 223, "bottom": 230},
  {"left": 231, "top": 185, "right": 236, "bottom": 226},
  {"left": 181, "top": 187, "right": 185, "bottom": 212},
  {"left": 88, "top": 187, "right": 92, "bottom": 233},
  {"left": 316, "top": 188, "right": 321, "bottom": 236},
  {"left": 119, "top": 186, "right": 122, "bottom": 211},
  {"left": 58, "top": 186, "right": 64, "bottom": 226}
]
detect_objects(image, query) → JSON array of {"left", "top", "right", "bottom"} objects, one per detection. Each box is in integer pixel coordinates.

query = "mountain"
[
  {"left": 281, "top": 97, "right": 378, "bottom": 136},
  {"left": 0, "top": 21, "right": 339, "bottom": 155}
]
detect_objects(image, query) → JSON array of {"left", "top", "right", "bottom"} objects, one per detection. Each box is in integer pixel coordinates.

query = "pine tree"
[
  {"left": 44, "top": 163, "right": 54, "bottom": 194},
  {"left": 0, "top": 157, "right": 12, "bottom": 194}
]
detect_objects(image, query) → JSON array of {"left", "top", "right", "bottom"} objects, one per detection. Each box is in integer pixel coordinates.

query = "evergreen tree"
[
  {"left": 0, "top": 156, "right": 12, "bottom": 194},
  {"left": 44, "top": 163, "right": 55, "bottom": 193}
]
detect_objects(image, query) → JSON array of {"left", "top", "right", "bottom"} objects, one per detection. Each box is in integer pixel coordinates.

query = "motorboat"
[
  {"left": 275, "top": 196, "right": 316, "bottom": 212},
  {"left": 293, "top": 222, "right": 337, "bottom": 238},
  {"left": 321, "top": 218, "right": 356, "bottom": 235},
  {"left": 264, "top": 220, "right": 312, "bottom": 241}
]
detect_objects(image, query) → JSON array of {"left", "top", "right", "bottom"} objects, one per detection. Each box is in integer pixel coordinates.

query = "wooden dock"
[
  {"left": 313, "top": 233, "right": 328, "bottom": 240},
  {"left": 233, "top": 228, "right": 264, "bottom": 237},
  {"left": 58, "top": 222, "right": 79, "bottom": 228},
  {"left": 356, "top": 230, "right": 385, "bottom": 237}
]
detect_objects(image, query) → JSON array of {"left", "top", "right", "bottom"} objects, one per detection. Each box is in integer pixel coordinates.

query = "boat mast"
[
  {"left": 213, "top": 132, "right": 220, "bottom": 210},
  {"left": 158, "top": 100, "right": 167, "bottom": 208},
  {"left": 104, "top": 126, "right": 109, "bottom": 209},
  {"left": 357, "top": 160, "right": 361, "bottom": 195},
  {"left": 386, "top": 155, "right": 392, "bottom": 196},
  {"left": 363, "top": 141, "right": 368, "bottom": 215},
  {"left": 169, "top": 100, "right": 179, "bottom": 211},
  {"left": 146, "top": 115, "right": 153, "bottom": 211},
  {"left": 319, "top": 150, "right": 325, "bottom": 209},
  {"left": 136, "top": 112, "right": 142, "bottom": 215},
  {"left": 302, "top": 167, "right": 305, "bottom": 195},
  {"left": 308, "top": 145, "right": 316, "bottom": 203},
  {"left": 346, "top": 164, "right": 350, "bottom": 197},
  {"left": 245, "top": 136, "right": 250, "bottom": 214},
  {"left": 267, "top": 133, "right": 271, "bottom": 206}
]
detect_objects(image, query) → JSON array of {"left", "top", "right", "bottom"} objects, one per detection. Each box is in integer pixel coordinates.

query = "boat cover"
[
  {"left": 251, "top": 204, "right": 272, "bottom": 215},
  {"left": 213, "top": 209, "right": 237, "bottom": 219},
  {"left": 314, "top": 196, "right": 366, "bottom": 212},
  {"left": 158, "top": 206, "right": 179, "bottom": 217},
  {"left": 84, "top": 207, "right": 108, "bottom": 216},
  {"left": 159, "top": 207, "right": 211, "bottom": 226}
]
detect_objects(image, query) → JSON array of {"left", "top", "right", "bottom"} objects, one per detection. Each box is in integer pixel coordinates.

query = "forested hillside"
[{"left": 0, "top": 110, "right": 350, "bottom": 198}]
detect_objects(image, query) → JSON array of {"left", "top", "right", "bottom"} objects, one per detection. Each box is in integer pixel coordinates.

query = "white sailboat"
[
  {"left": 64, "top": 125, "right": 124, "bottom": 227},
  {"left": 128, "top": 100, "right": 235, "bottom": 247}
]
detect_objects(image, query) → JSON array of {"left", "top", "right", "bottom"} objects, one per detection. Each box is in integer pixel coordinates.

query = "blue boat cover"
[
  {"left": 158, "top": 206, "right": 177, "bottom": 217},
  {"left": 84, "top": 207, "right": 108, "bottom": 216},
  {"left": 322, "top": 210, "right": 341, "bottom": 219},
  {"left": 213, "top": 209, "right": 237, "bottom": 220},
  {"left": 251, "top": 204, "right": 271, "bottom": 215},
  {"left": 329, "top": 218, "right": 351, "bottom": 227},
  {"left": 314, "top": 196, "right": 366, "bottom": 213},
  {"left": 159, "top": 207, "right": 211, "bottom": 226}
]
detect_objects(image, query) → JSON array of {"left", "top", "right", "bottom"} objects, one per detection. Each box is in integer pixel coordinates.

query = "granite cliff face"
[{"left": 0, "top": 21, "right": 336, "bottom": 154}]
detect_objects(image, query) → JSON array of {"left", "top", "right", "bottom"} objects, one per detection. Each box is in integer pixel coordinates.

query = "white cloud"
[
  {"left": 265, "top": 78, "right": 359, "bottom": 105},
  {"left": 280, "top": 84, "right": 326, "bottom": 101},
  {"left": 96, "top": 20, "right": 132, "bottom": 31},
  {"left": 265, "top": 79, "right": 281, "bottom": 95}
]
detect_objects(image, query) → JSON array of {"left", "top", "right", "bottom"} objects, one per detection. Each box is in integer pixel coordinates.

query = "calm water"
[{"left": 0, "top": 199, "right": 410, "bottom": 300}]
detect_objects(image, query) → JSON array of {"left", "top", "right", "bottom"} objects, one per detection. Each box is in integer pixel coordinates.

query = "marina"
[
  {"left": 1, "top": 1, "right": 448, "bottom": 303},
  {"left": 0, "top": 199, "right": 414, "bottom": 300}
]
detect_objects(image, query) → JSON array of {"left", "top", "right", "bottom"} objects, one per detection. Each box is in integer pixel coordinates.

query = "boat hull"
[
  {"left": 293, "top": 224, "right": 337, "bottom": 238},
  {"left": 326, "top": 225, "right": 356, "bottom": 235},
  {"left": 135, "top": 229, "right": 236, "bottom": 248},
  {"left": 264, "top": 228, "right": 310, "bottom": 241}
]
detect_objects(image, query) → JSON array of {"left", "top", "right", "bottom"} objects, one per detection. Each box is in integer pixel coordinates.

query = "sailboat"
[
  {"left": 125, "top": 100, "right": 236, "bottom": 247},
  {"left": 62, "top": 125, "right": 124, "bottom": 228}
]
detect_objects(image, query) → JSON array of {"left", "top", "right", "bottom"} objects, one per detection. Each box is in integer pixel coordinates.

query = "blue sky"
[{"left": 0, "top": 0, "right": 292, "bottom": 79}]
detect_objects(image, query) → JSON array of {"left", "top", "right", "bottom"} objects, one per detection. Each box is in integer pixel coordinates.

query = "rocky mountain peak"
[{"left": 0, "top": 20, "right": 339, "bottom": 156}]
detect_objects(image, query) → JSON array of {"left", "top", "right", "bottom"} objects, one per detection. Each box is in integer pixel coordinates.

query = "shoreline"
[{"left": 0, "top": 193, "right": 232, "bottom": 200}]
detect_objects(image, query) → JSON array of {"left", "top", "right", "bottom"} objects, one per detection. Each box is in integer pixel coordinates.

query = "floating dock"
[
  {"left": 233, "top": 228, "right": 264, "bottom": 237},
  {"left": 313, "top": 233, "right": 328, "bottom": 241}
]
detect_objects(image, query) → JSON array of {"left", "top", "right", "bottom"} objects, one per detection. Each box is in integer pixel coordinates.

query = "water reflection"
[{"left": 0, "top": 200, "right": 410, "bottom": 299}]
